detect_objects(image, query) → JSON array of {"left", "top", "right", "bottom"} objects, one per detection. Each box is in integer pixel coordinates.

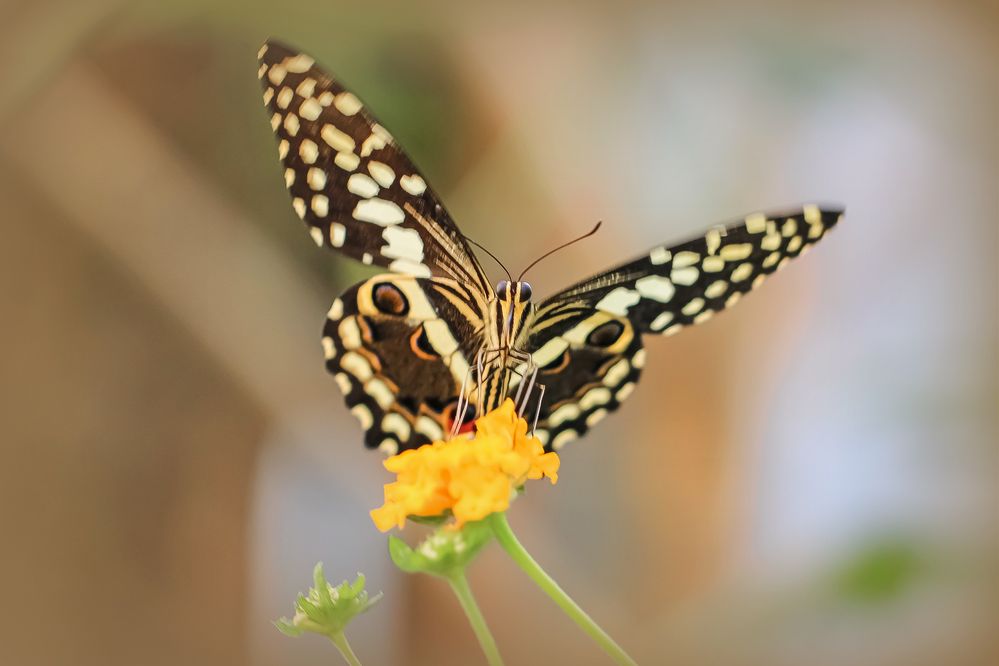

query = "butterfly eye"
[
  {"left": 372, "top": 282, "right": 409, "bottom": 315},
  {"left": 586, "top": 320, "right": 625, "bottom": 347},
  {"left": 496, "top": 280, "right": 510, "bottom": 299},
  {"left": 519, "top": 282, "right": 533, "bottom": 301}
]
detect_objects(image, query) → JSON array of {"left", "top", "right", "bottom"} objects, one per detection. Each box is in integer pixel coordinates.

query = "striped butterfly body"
[{"left": 258, "top": 40, "right": 843, "bottom": 454}]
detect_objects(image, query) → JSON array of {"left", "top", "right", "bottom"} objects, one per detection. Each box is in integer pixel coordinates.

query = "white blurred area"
[{"left": 1, "top": 1, "right": 995, "bottom": 665}]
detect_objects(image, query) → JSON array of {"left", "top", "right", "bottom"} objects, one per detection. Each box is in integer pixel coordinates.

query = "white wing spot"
[
  {"left": 309, "top": 226, "right": 324, "bottom": 247},
  {"left": 368, "top": 161, "right": 395, "bottom": 187},
  {"left": 585, "top": 408, "right": 608, "bottom": 428},
  {"left": 731, "top": 262, "right": 754, "bottom": 281},
  {"left": 334, "top": 151, "right": 360, "bottom": 172},
  {"left": 341, "top": 351, "right": 372, "bottom": 381},
  {"left": 364, "top": 378, "right": 395, "bottom": 409},
  {"left": 338, "top": 318, "right": 362, "bottom": 350},
  {"left": 283, "top": 113, "right": 300, "bottom": 136},
  {"left": 334, "top": 92, "right": 363, "bottom": 115},
  {"left": 673, "top": 251, "right": 700, "bottom": 268},
  {"left": 400, "top": 174, "right": 427, "bottom": 196},
  {"left": 379, "top": 439, "right": 399, "bottom": 456},
  {"left": 681, "top": 297, "right": 705, "bottom": 316},
  {"left": 632, "top": 349, "right": 646, "bottom": 368},
  {"left": 615, "top": 382, "right": 635, "bottom": 402},
  {"left": 360, "top": 124, "right": 392, "bottom": 157},
  {"left": 702, "top": 256, "right": 725, "bottom": 272},
  {"left": 694, "top": 310, "right": 714, "bottom": 324},
  {"left": 318, "top": 91, "right": 334, "bottom": 106},
  {"left": 381, "top": 226, "right": 424, "bottom": 262},
  {"left": 415, "top": 416, "right": 443, "bottom": 441},
  {"left": 782, "top": 218, "right": 798, "bottom": 237},
  {"left": 803, "top": 204, "right": 821, "bottom": 225},
  {"left": 552, "top": 429, "right": 578, "bottom": 450},
  {"left": 725, "top": 292, "right": 742, "bottom": 308},
  {"left": 353, "top": 198, "right": 405, "bottom": 226},
  {"left": 383, "top": 413, "right": 411, "bottom": 440},
  {"left": 330, "top": 223, "right": 347, "bottom": 247},
  {"left": 327, "top": 298, "right": 344, "bottom": 320},
  {"left": 603, "top": 359, "right": 630, "bottom": 387},
  {"left": 347, "top": 173, "right": 379, "bottom": 198},
  {"left": 259, "top": 63, "right": 270, "bottom": 79},
  {"left": 579, "top": 387, "right": 612, "bottom": 410},
  {"left": 649, "top": 246, "right": 671, "bottom": 265},
  {"left": 350, "top": 403, "right": 374, "bottom": 429},
  {"left": 706, "top": 228, "right": 723, "bottom": 255},
  {"left": 704, "top": 280, "right": 728, "bottom": 299},
  {"left": 311, "top": 194, "right": 329, "bottom": 217},
  {"left": 299, "top": 138, "right": 318, "bottom": 164},
  {"left": 334, "top": 372, "right": 352, "bottom": 395},
  {"left": 635, "top": 275, "right": 675, "bottom": 302},
  {"left": 671, "top": 266, "right": 699, "bottom": 286},
  {"left": 746, "top": 213, "right": 767, "bottom": 234},
  {"left": 257, "top": 44, "right": 268, "bottom": 58},
  {"left": 262, "top": 87, "right": 274, "bottom": 105},
  {"left": 276, "top": 87, "right": 293, "bottom": 109},
  {"left": 284, "top": 54, "right": 315, "bottom": 73},
  {"left": 321, "top": 336, "right": 336, "bottom": 359},
  {"left": 299, "top": 98, "right": 322, "bottom": 121},
  {"left": 720, "top": 243, "right": 753, "bottom": 261},
  {"left": 307, "top": 167, "right": 327, "bottom": 190},
  {"left": 278, "top": 138, "right": 289, "bottom": 158},
  {"left": 284, "top": 168, "right": 295, "bottom": 187},
  {"left": 270, "top": 113, "right": 281, "bottom": 130},
  {"left": 267, "top": 64, "right": 287, "bottom": 85},
  {"left": 361, "top": 252, "right": 373, "bottom": 264},
  {"left": 595, "top": 287, "right": 640, "bottom": 316},
  {"left": 292, "top": 197, "right": 306, "bottom": 219},
  {"left": 761, "top": 233, "right": 781, "bottom": 251},
  {"left": 549, "top": 403, "right": 581, "bottom": 426},
  {"left": 650, "top": 311, "right": 674, "bottom": 331},
  {"left": 321, "top": 124, "right": 355, "bottom": 152},
  {"left": 787, "top": 236, "right": 803, "bottom": 253},
  {"left": 296, "top": 78, "right": 316, "bottom": 98}
]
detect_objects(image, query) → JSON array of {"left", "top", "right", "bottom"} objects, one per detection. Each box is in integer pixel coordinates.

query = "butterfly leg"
[{"left": 451, "top": 360, "right": 484, "bottom": 439}]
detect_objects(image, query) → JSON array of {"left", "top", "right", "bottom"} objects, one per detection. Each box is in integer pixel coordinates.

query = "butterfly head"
[{"left": 494, "top": 280, "right": 534, "bottom": 345}]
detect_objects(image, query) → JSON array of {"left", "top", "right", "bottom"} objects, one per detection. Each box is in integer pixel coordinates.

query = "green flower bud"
[
  {"left": 275, "top": 563, "right": 381, "bottom": 638},
  {"left": 388, "top": 519, "right": 494, "bottom": 577}
]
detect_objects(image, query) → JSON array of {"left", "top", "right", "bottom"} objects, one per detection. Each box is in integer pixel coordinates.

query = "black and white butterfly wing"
[
  {"left": 259, "top": 41, "right": 492, "bottom": 453},
  {"left": 258, "top": 40, "right": 491, "bottom": 293},
  {"left": 528, "top": 206, "right": 843, "bottom": 450}
]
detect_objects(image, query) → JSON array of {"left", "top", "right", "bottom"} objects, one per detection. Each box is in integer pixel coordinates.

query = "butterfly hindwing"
[
  {"left": 258, "top": 40, "right": 491, "bottom": 294},
  {"left": 526, "top": 312, "right": 644, "bottom": 450},
  {"left": 324, "top": 275, "right": 485, "bottom": 454},
  {"left": 529, "top": 206, "right": 842, "bottom": 450}
]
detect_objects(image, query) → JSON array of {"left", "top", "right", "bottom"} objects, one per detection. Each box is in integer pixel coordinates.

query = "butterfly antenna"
[
  {"left": 518, "top": 221, "right": 602, "bottom": 281},
  {"left": 466, "top": 237, "right": 513, "bottom": 282}
]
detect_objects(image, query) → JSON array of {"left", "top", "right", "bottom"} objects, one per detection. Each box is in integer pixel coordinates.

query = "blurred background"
[{"left": 2, "top": 0, "right": 996, "bottom": 664}]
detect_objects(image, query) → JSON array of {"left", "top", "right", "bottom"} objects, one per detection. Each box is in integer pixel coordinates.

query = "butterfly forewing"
[
  {"left": 528, "top": 205, "right": 842, "bottom": 450},
  {"left": 257, "top": 41, "right": 490, "bottom": 296}
]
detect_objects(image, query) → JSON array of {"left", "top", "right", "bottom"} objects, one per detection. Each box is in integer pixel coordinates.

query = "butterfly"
[{"left": 257, "top": 40, "right": 842, "bottom": 455}]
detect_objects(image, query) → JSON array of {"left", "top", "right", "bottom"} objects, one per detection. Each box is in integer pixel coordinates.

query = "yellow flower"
[{"left": 370, "top": 400, "right": 559, "bottom": 531}]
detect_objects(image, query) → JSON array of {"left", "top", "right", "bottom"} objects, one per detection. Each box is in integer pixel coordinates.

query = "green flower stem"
[
  {"left": 328, "top": 631, "right": 363, "bottom": 666},
  {"left": 446, "top": 570, "right": 505, "bottom": 666},
  {"left": 488, "top": 512, "right": 637, "bottom": 666}
]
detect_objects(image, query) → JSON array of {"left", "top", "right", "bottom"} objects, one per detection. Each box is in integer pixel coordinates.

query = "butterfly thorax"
[{"left": 473, "top": 280, "right": 537, "bottom": 413}]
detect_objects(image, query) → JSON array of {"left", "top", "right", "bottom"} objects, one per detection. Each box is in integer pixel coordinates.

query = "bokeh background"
[{"left": 2, "top": 1, "right": 996, "bottom": 664}]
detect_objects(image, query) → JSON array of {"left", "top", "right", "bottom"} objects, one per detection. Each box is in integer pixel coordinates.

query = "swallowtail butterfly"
[{"left": 258, "top": 40, "right": 842, "bottom": 455}]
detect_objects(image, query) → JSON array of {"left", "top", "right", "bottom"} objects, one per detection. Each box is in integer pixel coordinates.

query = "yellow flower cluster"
[{"left": 371, "top": 400, "right": 560, "bottom": 531}]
